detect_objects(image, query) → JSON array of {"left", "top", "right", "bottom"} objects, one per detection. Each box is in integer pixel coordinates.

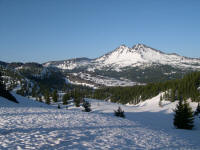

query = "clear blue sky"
[{"left": 0, "top": 0, "right": 200, "bottom": 63}]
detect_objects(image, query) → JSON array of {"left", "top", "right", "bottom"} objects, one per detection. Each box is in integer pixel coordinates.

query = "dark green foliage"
[
  {"left": 0, "top": 71, "right": 18, "bottom": 103},
  {"left": 82, "top": 100, "right": 91, "bottom": 112},
  {"left": 194, "top": 103, "right": 200, "bottom": 116},
  {"left": 173, "top": 99, "right": 194, "bottom": 130},
  {"left": 159, "top": 95, "right": 163, "bottom": 107},
  {"left": 114, "top": 106, "right": 125, "bottom": 118},
  {"left": 0, "top": 67, "right": 22, "bottom": 90},
  {"left": 31, "top": 84, "right": 38, "bottom": 97},
  {"left": 52, "top": 90, "right": 58, "bottom": 102},
  {"left": 0, "top": 64, "right": 94, "bottom": 102},
  {"left": 62, "top": 93, "right": 70, "bottom": 105},
  {"left": 38, "top": 96, "right": 43, "bottom": 102},
  {"left": 93, "top": 64, "right": 187, "bottom": 83},
  {"left": 44, "top": 90, "right": 51, "bottom": 105},
  {"left": 92, "top": 71, "right": 200, "bottom": 105},
  {"left": 74, "top": 97, "right": 81, "bottom": 107},
  {"left": 0, "top": 71, "right": 5, "bottom": 91},
  {"left": 32, "top": 70, "right": 66, "bottom": 92}
]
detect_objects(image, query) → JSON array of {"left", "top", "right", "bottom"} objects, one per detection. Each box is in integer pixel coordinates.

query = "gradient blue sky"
[{"left": 0, "top": 0, "right": 200, "bottom": 63}]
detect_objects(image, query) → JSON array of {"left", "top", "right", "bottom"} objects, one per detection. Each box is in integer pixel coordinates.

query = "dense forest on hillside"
[
  {"left": 91, "top": 72, "right": 200, "bottom": 104},
  {"left": 1, "top": 63, "right": 200, "bottom": 105},
  {"left": 93, "top": 64, "right": 187, "bottom": 83}
]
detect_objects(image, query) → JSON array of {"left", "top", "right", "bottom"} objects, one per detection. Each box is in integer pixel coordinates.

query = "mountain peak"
[
  {"left": 132, "top": 43, "right": 147, "bottom": 50},
  {"left": 117, "top": 44, "right": 129, "bottom": 50},
  {"left": 43, "top": 43, "right": 200, "bottom": 72}
]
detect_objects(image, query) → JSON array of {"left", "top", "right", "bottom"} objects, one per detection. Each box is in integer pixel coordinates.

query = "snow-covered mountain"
[
  {"left": 1, "top": 44, "right": 200, "bottom": 88},
  {"left": 45, "top": 44, "right": 200, "bottom": 71},
  {"left": 44, "top": 57, "right": 92, "bottom": 70},
  {"left": 43, "top": 44, "right": 200, "bottom": 87},
  {"left": 95, "top": 44, "right": 200, "bottom": 69}
]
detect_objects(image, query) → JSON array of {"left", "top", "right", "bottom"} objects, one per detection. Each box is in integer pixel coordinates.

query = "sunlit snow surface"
[
  {"left": 45, "top": 44, "right": 200, "bottom": 72},
  {"left": 0, "top": 93, "right": 200, "bottom": 150}
]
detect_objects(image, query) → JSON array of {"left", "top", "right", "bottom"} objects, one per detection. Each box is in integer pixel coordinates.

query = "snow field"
[{"left": 0, "top": 93, "right": 200, "bottom": 149}]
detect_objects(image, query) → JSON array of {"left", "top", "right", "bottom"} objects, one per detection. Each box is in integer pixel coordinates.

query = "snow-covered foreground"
[{"left": 0, "top": 94, "right": 200, "bottom": 150}]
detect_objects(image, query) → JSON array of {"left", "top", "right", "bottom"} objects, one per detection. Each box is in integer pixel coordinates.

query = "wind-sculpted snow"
[{"left": 0, "top": 94, "right": 200, "bottom": 149}]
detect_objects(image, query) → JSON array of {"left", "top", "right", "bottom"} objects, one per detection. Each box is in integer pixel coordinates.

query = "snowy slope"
[
  {"left": 44, "top": 58, "right": 92, "bottom": 70},
  {"left": 88, "top": 94, "right": 200, "bottom": 149},
  {"left": 42, "top": 44, "right": 200, "bottom": 87},
  {"left": 94, "top": 44, "right": 200, "bottom": 69},
  {"left": 45, "top": 44, "right": 200, "bottom": 71},
  {"left": 1, "top": 93, "right": 200, "bottom": 149}
]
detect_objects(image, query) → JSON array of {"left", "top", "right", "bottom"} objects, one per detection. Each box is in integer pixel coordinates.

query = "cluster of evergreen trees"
[
  {"left": 0, "top": 71, "right": 18, "bottom": 103},
  {"left": 91, "top": 71, "right": 200, "bottom": 104}
]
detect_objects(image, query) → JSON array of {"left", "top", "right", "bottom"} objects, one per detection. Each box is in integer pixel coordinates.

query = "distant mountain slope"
[
  {"left": 45, "top": 44, "right": 200, "bottom": 71},
  {"left": 1, "top": 43, "right": 200, "bottom": 87},
  {"left": 94, "top": 44, "right": 200, "bottom": 69},
  {"left": 44, "top": 44, "right": 200, "bottom": 86}
]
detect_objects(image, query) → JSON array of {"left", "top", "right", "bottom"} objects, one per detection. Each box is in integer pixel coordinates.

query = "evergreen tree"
[
  {"left": 114, "top": 106, "right": 125, "bottom": 118},
  {"left": 173, "top": 98, "right": 194, "bottom": 130},
  {"left": 82, "top": 100, "right": 91, "bottom": 112},
  {"left": 159, "top": 95, "right": 163, "bottom": 107},
  {"left": 39, "top": 96, "right": 42, "bottom": 102},
  {"left": 74, "top": 97, "right": 81, "bottom": 107},
  {"left": 62, "top": 93, "right": 70, "bottom": 105},
  {"left": 0, "top": 71, "right": 5, "bottom": 91},
  {"left": 194, "top": 102, "right": 200, "bottom": 116},
  {"left": 0, "top": 71, "right": 18, "bottom": 103},
  {"left": 52, "top": 90, "right": 58, "bottom": 102},
  {"left": 31, "top": 84, "right": 37, "bottom": 97},
  {"left": 36, "top": 97, "right": 39, "bottom": 101},
  {"left": 45, "top": 91, "right": 51, "bottom": 105}
]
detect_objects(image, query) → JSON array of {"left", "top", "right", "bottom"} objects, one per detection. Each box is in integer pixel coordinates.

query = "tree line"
[{"left": 91, "top": 71, "right": 200, "bottom": 104}]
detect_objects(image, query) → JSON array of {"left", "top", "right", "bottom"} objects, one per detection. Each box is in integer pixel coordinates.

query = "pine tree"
[
  {"left": 0, "top": 71, "right": 5, "bottom": 91},
  {"left": 173, "top": 98, "right": 194, "bottom": 130},
  {"left": 194, "top": 102, "right": 200, "bottom": 116},
  {"left": 52, "top": 90, "right": 58, "bottom": 102},
  {"left": 0, "top": 71, "right": 18, "bottom": 103},
  {"left": 39, "top": 96, "right": 43, "bottom": 102},
  {"left": 114, "top": 106, "right": 125, "bottom": 118},
  {"left": 82, "top": 100, "right": 91, "bottom": 112},
  {"left": 45, "top": 91, "right": 51, "bottom": 105},
  {"left": 159, "top": 95, "right": 163, "bottom": 107},
  {"left": 74, "top": 97, "right": 81, "bottom": 107},
  {"left": 62, "top": 93, "right": 70, "bottom": 105},
  {"left": 45, "top": 96, "right": 50, "bottom": 105},
  {"left": 0, "top": 71, "right": 6, "bottom": 98}
]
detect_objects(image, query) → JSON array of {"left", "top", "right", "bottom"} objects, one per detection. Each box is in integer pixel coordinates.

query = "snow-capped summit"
[
  {"left": 43, "top": 43, "right": 200, "bottom": 71},
  {"left": 40, "top": 43, "right": 200, "bottom": 86},
  {"left": 94, "top": 43, "right": 200, "bottom": 69},
  {"left": 132, "top": 43, "right": 145, "bottom": 50}
]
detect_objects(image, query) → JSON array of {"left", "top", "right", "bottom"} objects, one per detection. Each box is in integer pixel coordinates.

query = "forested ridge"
[
  {"left": 1, "top": 62, "right": 200, "bottom": 106},
  {"left": 92, "top": 71, "right": 200, "bottom": 104}
]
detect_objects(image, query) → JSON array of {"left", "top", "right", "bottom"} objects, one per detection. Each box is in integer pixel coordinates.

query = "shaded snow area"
[{"left": 0, "top": 94, "right": 200, "bottom": 149}]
